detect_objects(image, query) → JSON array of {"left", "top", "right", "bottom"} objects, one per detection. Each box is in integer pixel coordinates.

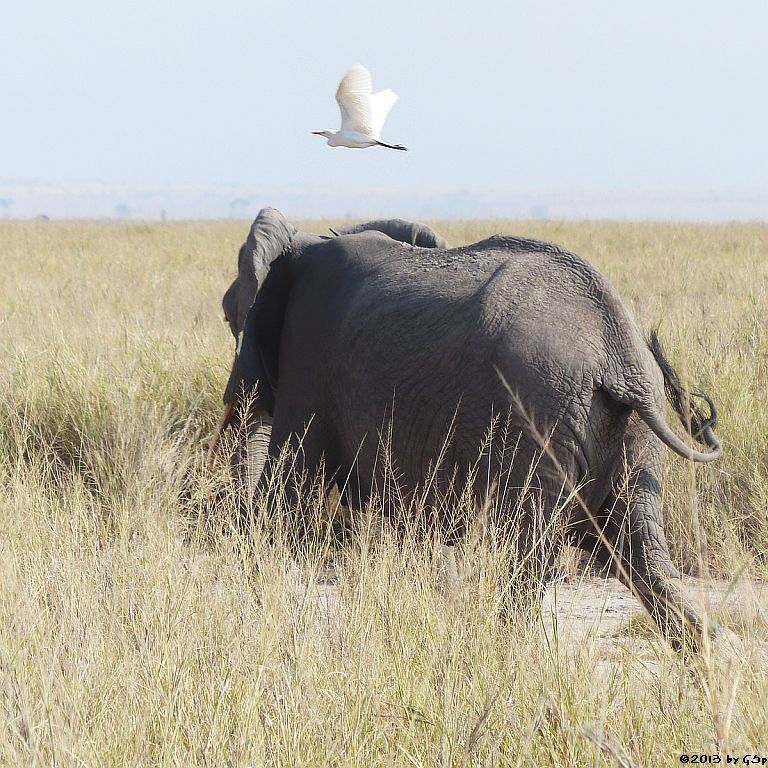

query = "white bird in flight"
[{"left": 312, "top": 64, "right": 407, "bottom": 151}]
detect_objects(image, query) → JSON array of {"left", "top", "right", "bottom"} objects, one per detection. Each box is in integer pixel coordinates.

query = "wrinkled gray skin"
[
  {"left": 222, "top": 213, "right": 449, "bottom": 338},
  {"left": 329, "top": 218, "right": 450, "bottom": 250},
  {"left": 219, "top": 207, "right": 723, "bottom": 652},
  {"left": 220, "top": 209, "right": 450, "bottom": 500}
]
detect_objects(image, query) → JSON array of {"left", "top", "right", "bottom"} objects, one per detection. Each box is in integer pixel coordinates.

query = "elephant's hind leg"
[
  {"left": 492, "top": 486, "right": 567, "bottom": 621},
  {"left": 584, "top": 442, "right": 710, "bottom": 652}
]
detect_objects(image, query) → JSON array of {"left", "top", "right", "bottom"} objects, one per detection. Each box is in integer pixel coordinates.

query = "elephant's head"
[
  {"left": 210, "top": 208, "right": 298, "bottom": 480},
  {"left": 330, "top": 218, "right": 448, "bottom": 249},
  {"left": 212, "top": 208, "right": 334, "bottom": 487},
  {"left": 222, "top": 207, "right": 298, "bottom": 340},
  {"left": 210, "top": 210, "right": 447, "bottom": 490}
]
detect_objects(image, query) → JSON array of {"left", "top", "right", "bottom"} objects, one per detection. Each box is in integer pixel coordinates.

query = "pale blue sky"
[{"left": 1, "top": 1, "right": 767, "bottom": 216}]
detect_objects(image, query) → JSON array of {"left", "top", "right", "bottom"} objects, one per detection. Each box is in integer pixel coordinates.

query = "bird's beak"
[{"left": 311, "top": 131, "right": 323, "bottom": 135}]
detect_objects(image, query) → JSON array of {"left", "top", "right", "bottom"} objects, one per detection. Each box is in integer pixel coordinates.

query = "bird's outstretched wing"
[
  {"left": 335, "top": 64, "right": 374, "bottom": 136},
  {"left": 336, "top": 64, "right": 399, "bottom": 140},
  {"left": 368, "top": 88, "right": 398, "bottom": 138}
]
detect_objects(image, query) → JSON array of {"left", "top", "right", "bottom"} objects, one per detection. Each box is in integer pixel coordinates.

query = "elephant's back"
[
  {"left": 299, "top": 234, "right": 654, "bottom": 494},
  {"left": 322, "top": 233, "right": 636, "bottom": 397},
  {"left": 378, "top": 235, "right": 621, "bottom": 310}
]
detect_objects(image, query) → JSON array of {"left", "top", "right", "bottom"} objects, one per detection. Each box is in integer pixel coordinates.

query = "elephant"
[
  {"left": 214, "top": 207, "right": 723, "bottom": 651},
  {"left": 214, "top": 210, "right": 450, "bottom": 478},
  {"left": 328, "top": 218, "right": 449, "bottom": 249},
  {"left": 222, "top": 214, "right": 448, "bottom": 339}
]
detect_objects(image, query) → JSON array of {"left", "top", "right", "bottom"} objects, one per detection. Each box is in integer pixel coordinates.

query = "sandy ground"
[
  {"left": 543, "top": 576, "right": 767, "bottom": 644},
  {"left": 300, "top": 572, "right": 767, "bottom": 672}
]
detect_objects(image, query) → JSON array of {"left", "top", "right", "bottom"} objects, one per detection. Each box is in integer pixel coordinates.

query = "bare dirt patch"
[
  {"left": 298, "top": 570, "right": 767, "bottom": 675},
  {"left": 543, "top": 576, "right": 767, "bottom": 646}
]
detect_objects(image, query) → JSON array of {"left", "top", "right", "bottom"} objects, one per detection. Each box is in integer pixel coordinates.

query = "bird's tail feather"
[{"left": 375, "top": 140, "right": 408, "bottom": 151}]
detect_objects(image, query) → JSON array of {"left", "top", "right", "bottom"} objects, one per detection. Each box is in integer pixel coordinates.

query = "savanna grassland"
[{"left": 1, "top": 219, "right": 767, "bottom": 766}]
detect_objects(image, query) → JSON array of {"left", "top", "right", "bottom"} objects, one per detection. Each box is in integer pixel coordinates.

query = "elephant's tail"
[{"left": 629, "top": 331, "right": 722, "bottom": 463}]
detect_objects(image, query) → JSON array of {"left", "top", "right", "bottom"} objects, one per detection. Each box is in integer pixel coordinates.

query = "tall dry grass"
[{"left": 1, "top": 219, "right": 766, "bottom": 766}]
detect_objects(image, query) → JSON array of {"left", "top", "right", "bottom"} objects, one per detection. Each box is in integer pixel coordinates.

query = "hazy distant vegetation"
[{"left": 1, "top": 220, "right": 766, "bottom": 765}]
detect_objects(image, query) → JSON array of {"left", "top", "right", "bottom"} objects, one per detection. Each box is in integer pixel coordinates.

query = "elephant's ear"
[
  {"left": 222, "top": 278, "right": 239, "bottom": 338},
  {"left": 223, "top": 255, "right": 291, "bottom": 415},
  {"left": 410, "top": 223, "right": 449, "bottom": 250},
  {"left": 234, "top": 207, "right": 297, "bottom": 332},
  {"left": 333, "top": 218, "right": 448, "bottom": 249}
]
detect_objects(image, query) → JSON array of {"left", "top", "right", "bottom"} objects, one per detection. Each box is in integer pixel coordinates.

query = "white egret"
[{"left": 312, "top": 64, "right": 407, "bottom": 151}]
